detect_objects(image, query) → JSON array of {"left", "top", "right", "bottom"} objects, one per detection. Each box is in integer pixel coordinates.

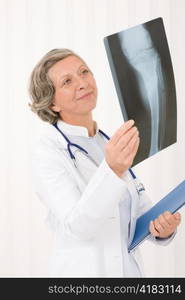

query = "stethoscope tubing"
[{"left": 53, "top": 122, "right": 146, "bottom": 193}]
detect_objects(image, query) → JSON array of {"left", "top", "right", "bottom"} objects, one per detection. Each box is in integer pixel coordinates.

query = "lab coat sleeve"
[
  {"left": 32, "top": 138, "right": 128, "bottom": 241},
  {"left": 138, "top": 190, "right": 177, "bottom": 246}
]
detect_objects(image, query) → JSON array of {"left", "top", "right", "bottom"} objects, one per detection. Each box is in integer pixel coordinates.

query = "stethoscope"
[{"left": 53, "top": 122, "right": 145, "bottom": 194}]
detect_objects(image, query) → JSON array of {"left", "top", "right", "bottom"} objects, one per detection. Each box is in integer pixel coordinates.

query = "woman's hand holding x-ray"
[
  {"left": 149, "top": 211, "right": 181, "bottom": 238},
  {"left": 105, "top": 119, "right": 139, "bottom": 177}
]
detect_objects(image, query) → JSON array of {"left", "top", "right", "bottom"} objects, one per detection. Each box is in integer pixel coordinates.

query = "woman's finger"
[
  {"left": 122, "top": 136, "right": 140, "bottom": 161},
  {"left": 116, "top": 126, "right": 139, "bottom": 151},
  {"left": 110, "top": 120, "right": 135, "bottom": 145},
  {"left": 157, "top": 214, "right": 172, "bottom": 231},
  {"left": 118, "top": 138, "right": 139, "bottom": 170},
  {"left": 149, "top": 221, "right": 160, "bottom": 237},
  {"left": 162, "top": 211, "right": 173, "bottom": 226},
  {"left": 163, "top": 211, "right": 181, "bottom": 227},
  {"left": 154, "top": 218, "right": 166, "bottom": 235},
  {"left": 173, "top": 212, "right": 181, "bottom": 224}
]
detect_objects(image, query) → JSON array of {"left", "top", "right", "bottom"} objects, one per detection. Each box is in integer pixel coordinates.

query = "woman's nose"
[{"left": 76, "top": 77, "right": 88, "bottom": 90}]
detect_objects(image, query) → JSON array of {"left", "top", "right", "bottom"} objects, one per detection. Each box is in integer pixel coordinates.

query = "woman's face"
[{"left": 48, "top": 55, "right": 98, "bottom": 119}]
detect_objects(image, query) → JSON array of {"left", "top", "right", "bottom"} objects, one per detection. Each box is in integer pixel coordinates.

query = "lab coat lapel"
[
  {"left": 58, "top": 146, "right": 98, "bottom": 193},
  {"left": 54, "top": 135, "right": 86, "bottom": 192},
  {"left": 126, "top": 179, "right": 140, "bottom": 245},
  {"left": 74, "top": 150, "right": 98, "bottom": 184}
]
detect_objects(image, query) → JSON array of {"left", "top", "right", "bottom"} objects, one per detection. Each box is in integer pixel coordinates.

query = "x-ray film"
[{"left": 104, "top": 17, "right": 177, "bottom": 166}]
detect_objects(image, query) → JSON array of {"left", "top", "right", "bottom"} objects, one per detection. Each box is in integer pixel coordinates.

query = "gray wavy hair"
[{"left": 28, "top": 48, "right": 84, "bottom": 124}]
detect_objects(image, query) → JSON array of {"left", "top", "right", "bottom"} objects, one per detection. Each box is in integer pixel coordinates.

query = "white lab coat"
[{"left": 32, "top": 122, "right": 175, "bottom": 277}]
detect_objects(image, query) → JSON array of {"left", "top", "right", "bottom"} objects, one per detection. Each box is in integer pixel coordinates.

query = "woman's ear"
[{"left": 50, "top": 103, "right": 61, "bottom": 112}]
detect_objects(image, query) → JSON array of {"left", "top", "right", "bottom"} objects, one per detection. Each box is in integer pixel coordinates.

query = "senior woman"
[{"left": 29, "top": 48, "right": 181, "bottom": 277}]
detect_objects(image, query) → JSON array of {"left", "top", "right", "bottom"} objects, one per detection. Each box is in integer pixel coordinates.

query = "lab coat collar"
[{"left": 57, "top": 119, "right": 99, "bottom": 137}]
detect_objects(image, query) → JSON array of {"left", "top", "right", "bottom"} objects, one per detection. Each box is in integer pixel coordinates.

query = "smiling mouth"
[{"left": 77, "top": 92, "right": 93, "bottom": 100}]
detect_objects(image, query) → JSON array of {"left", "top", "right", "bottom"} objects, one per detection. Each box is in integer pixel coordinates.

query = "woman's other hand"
[{"left": 149, "top": 211, "right": 181, "bottom": 238}]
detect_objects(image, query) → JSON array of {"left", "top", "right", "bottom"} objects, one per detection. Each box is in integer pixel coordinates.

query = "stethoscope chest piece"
[{"left": 134, "top": 178, "right": 145, "bottom": 194}]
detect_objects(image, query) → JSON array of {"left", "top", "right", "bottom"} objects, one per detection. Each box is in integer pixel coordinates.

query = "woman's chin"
[{"left": 79, "top": 99, "right": 97, "bottom": 111}]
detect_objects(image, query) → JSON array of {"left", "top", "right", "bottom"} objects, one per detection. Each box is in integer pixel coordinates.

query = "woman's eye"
[
  {"left": 82, "top": 69, "right": 89, "bottom": 74},
  {"left": 63, "top": 78, "right": 71, "bottom": 85}
]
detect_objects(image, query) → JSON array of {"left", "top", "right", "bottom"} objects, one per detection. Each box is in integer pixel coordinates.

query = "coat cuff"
[{"left": 149, "top": 229, "right": 177, "bottom": 246}]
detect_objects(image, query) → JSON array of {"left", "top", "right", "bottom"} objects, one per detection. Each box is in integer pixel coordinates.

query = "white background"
[{"left": 0, "top": 0, "right": 185, "bottom": 277}]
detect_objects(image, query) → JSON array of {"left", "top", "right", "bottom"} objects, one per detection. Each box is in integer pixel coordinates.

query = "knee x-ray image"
[{"left": 104, "top": 17, "right": 177, "bottom": 166}]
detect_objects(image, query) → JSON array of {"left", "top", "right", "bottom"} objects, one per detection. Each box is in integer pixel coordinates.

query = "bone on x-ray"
[{"left": 104, "top": 17, "right": 177, "bottom": 166}]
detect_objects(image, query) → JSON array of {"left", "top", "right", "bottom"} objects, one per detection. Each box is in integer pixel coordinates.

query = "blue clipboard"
[{"left": 128, "top": 180, "right": 185, "bottom": 252}]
